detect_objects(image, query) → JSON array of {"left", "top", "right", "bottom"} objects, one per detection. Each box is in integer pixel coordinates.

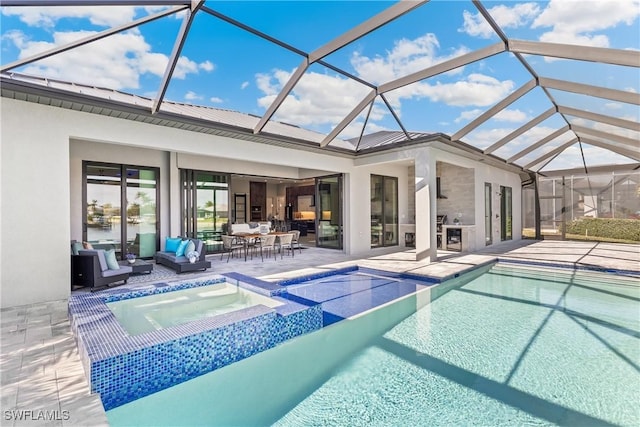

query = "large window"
[
  {"left": 371, "top": 175, "right": 398, "bottom": 248},
  {"left": 181, "top": 170, "right": 229, "bottom": 253},
  {"left": 84, "top": 162, "right": 159, "bottom": 259}
]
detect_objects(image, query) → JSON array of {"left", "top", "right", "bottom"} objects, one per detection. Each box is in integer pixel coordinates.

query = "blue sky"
[{"left": 1, "top": 1, "right": 639, "bottom": 170}]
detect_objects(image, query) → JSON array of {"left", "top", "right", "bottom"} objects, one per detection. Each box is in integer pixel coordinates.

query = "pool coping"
[{"left": 497, "top": 257, "right": 640, "bottom": 278}]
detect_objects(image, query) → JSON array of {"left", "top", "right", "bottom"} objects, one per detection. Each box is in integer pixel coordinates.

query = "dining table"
[{"left": 231, "top": 231, "right": 292, "bottom": 261}]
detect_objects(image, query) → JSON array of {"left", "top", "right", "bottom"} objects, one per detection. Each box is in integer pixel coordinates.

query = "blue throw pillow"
[
  {"left": 104, "top": 249, "right": 120, "bottom": 270},
  {"left": 175, "top": 239, "right": 190, "bottom": 257},
  {"left": 165, "top": 237, "right": 182, "bottom": 253}
]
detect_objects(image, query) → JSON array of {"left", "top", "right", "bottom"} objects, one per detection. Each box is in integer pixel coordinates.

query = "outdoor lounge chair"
[
  {"left": 71, "top": 242, "right": 132, "bottom": 290},
  {"left": 155, "top": 237, "right": 211, "bottom": 273}
]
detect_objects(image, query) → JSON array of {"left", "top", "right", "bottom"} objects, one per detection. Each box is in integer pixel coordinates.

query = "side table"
[{"left": 118, "top": 259, "right": 153, "bottom": 275}]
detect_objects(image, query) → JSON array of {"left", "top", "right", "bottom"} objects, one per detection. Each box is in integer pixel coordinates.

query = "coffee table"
[{"left": 118, "top": 259, "right": 153, "bottom": 274}]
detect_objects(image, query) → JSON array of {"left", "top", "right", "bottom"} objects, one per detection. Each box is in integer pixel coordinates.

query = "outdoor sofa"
[
  {"left": 231, "top": 221, "right": 271, "bottom": 234},
  {"left": 155, "top": 237, "right": 211, "bottom": 273}
]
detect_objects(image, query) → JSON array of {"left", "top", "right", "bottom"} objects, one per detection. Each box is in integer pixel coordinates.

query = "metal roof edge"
[{"left": 1, "top": 76, "right": 357, "bottom": 158}]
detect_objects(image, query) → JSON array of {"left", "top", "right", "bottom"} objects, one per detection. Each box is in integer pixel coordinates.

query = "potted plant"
[
  {"left": 126, "top": 253, "right": 136, "bottom": 264},
  {"left": 187, "top": 251, "right": 199, "bottom": 264}
]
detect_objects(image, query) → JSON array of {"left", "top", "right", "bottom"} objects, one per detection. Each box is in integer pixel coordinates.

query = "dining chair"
[
  {"left": 256, "top": 234, "right": 277, "bottom": 261},
  {"left": 277, "top": 233, "right": 294, "bottom": 259},
  {"left": 290, "top": 229, "right": 302, "bottom": 254},
  {"left": 221, "top": 235, "right": 243, "bottom": 262}
]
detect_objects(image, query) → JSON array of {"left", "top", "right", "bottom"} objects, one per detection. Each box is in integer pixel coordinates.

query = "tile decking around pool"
[{"left": 68, "top": 276, "right": 323, "bottom": 410}]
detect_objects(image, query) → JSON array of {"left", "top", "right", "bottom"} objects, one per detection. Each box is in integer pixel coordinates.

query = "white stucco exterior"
[{"left": 1, "top": 97, "right": 523, "bottom": 308}]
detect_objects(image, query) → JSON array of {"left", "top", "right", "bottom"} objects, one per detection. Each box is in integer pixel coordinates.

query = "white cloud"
[
  {"left": 184, "top": 91, "right": 202, "bottom": 101},
  {"left": 464, "top": 127, "right": 513, "bottom": 150},
  {"left": 390, "top": 73, "right": 515, "bottom": 108},
  {"left": 454, "top": 108, "right": 528, "bottom": 125},
  {"left": 210, "top": 97, "right": 223, "bottom": 104},
  {"left": 494, "top": 109, "right": 529, "bottom": 122},
  {"left": 533, "top": 0, "right": 640, "bottom": 48},
  {"left": 11, "top": 30, "right": 205, "bottom": 90},
  {"left": 455, "top": 109, "right": 483, "bottom": 123},
  {"left": 461, "top": 3, "right": 541, "bottom": 38},
  {"left": 604, "top": 102, "right": 623, "bottom": 110},
  {"left": 1, "top": 5, "right": 177, "bottom": 28},
  {"left": 1, "top": 6, "right": 138, "bottom": 28},
  {"left": 199, "top": 60, "right": 214, "bottom": 72},
  {"left": 351, "top": 33, "right": 469, "bottom": 85},
  {"left": 257, "top": 69, "right": 372, "bottom": 128},
  {"left": 173, "top": 57, "right": 199, "bottom": 79},
  {"left": 240, "top": 81, "right": 249, "bottom": 90}
]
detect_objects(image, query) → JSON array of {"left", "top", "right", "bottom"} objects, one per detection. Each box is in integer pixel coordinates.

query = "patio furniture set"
[
  {"left": 222, "top": 229, "right": 301, "bottom": 262},
  {"left": 70, "top": 226, "right": 302, "bottom": 291},
  {"left": 70, "top": 237, "right": 211, "bottom": 291}
]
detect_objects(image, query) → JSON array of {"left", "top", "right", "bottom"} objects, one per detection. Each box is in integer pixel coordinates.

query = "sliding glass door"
[
  {"left": 371, "top": 175, "right": 398, "bottom": 248},
  {"left": 181, "top": 170, "right": 229, "bottom": 254},
  {"left": 316, "top": 175, "right": 342, "bottom": 249},
  {"left": 84, "top": 162, "right": 159, "bottom": 258}
]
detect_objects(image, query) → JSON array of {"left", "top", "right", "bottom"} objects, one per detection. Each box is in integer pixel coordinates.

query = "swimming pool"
[
  {"left": 106, "top": 264, "right": 640, "bottom": 426},
  {"left": 107, "top": 282, "right": 284, "bottom": 335}
]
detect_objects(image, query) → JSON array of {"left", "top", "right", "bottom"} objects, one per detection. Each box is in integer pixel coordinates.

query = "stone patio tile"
[
  {"left": 1, "top": 380, "right": 19, "bottom": 410},
  {"left": 55, "top": 375, "right": 90, "bottom": 401},
  {"left": 1, "top": 329, "right": 26, "bottom": 347},
  {"left": 25, "top": 325, "right": 52, "bottom": 344},
  {"left": 25, "top": 315, "right": 51, "bottom": 327},
  {"left": 16, "top": 373, "right": 59, "bottom": 407},
  {"left": 579, "top": 255, "right": 640, "bottom": 272},
  {"left": 60, "top": 394, "right": 108, "bottom": 427}
]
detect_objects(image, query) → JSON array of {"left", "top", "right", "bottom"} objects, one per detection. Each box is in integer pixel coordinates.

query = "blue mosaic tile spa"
[{"left": 68, "top": 266, "right": 441, "bottom": 410}]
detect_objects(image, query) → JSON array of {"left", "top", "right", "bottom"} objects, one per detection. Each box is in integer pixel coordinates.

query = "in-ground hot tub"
[
  {"left": 107, "top": 282, "right": 284, "bottom": 335},
  {"left": 69, "top": 276, "right": 322, "bottom": 410}
]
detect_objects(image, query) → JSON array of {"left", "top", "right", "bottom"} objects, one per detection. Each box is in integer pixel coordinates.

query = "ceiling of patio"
[{"left": 1, "top": 0, "right": 639, "bottom": 177}]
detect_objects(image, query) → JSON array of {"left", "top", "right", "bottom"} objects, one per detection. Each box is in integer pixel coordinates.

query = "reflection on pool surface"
[
  {"left": 107, "top": 264, "right": 640, "bottom": 426},
  {"left": 107, "top": 282, "right": 284, "bottom": 335}
]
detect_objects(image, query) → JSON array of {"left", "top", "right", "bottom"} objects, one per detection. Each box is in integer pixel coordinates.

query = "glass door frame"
[
  {"left": 180, "top": 169, "right": 230, "bottom": 253},
  {"left": 500, "top": 185, "right": 513, "bottom": 241},
  {"left": 484, "top": 182, "right": 492, "bottom": 246},
  {"left": 370, "top": 174, "right": 399, "bottom": 248},
  {"left": 82, "top": 161, "right": 160, "bottom": 259},
  {"left": 315, "top": 174, "right": 343, "bottom": 250}
]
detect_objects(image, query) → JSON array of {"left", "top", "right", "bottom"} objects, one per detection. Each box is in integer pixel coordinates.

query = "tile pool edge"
[{"left": 68, "top": 276, "right": 322, "bottom": 410}]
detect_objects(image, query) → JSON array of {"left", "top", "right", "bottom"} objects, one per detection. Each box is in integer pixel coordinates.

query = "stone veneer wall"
[{"left": 437, "top": 162, "right": 475, "bottom": 224}]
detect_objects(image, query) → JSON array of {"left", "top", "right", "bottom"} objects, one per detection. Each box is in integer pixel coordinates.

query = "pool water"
[
  {"left": 107, "top": 282, "right": 284, "bottom": 335},
  {"left": 107, "top": 264, "right": 640, "bottom": 426}
]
